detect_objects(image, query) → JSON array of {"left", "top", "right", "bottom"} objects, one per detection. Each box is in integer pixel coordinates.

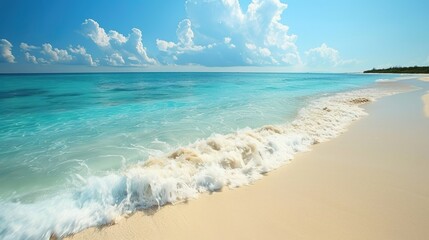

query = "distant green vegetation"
[{"left": 364, "top": 66, "right": 429, "bottom": 74}]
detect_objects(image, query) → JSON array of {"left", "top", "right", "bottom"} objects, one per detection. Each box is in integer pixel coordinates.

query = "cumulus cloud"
[
  {"left": 82, "top": 19, "right": 110, "bottom": 48},
  {"left": 82, "top": 19, "right": 129, "bottom": 47},
  {"left": 259, "top": 47, "right": 271, "bottom": 57},
  {"left": 24, "top": 52, "right": 38, "bottom": 64},
  {"left": 108, "top": 30, "right": 128, "bottom": 45},
  {"left": 0, "top": 39, "right": 16, "bottom": 63},
  {"left": 305, "top": 43, "right": 356, "bottom": 68},
  {"left": 156, "top": 0, "right": 301, "bottom": 66},
  {"left": 20, "top": 42, "right": 40, "bottom": 64},
  {"left": 224, "top": 37, "right": 236, "bottom": 48},
  {"left": 305, "top": 43, "right": 340, "bottom": 66},
  {"left": 245, "top": 43, "right": 256, "bottom": 50},
  {"left": 19, "top": 42, "right": 96, "bottom": 66},
  {"left": 177, "top": 19, "right": 194, "bottom": 48},
  {"left": 82, "top": 19, "right": 156, "bottom": 66},
  {"left": 41, "top": 43, "right": 73, "bottom": 63},
  {"left": 20, "top": 42, "right": 38, "bottom": 51},
  {"left": 156, "top": 19, "right": 205, "bottom": 58},
  {"left": 245, "top": 43, "right": 271, "bottom": 56},
  {"left": 176, "top": 19, "right": 205, "bottom": 52},
  {"left": 69, "top": 45, "right": 97, "bottom": 66},
  {"left": 106, "top": 53, "right": 125, "bottom": 66},
  {"left": 156, "top": 39, "right": 176, "bottom": 52},
  {"left": 129, "top": 28, "right": 157, "bottom": 64}
]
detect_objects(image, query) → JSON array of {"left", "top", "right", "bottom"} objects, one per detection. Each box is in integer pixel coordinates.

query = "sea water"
[{"left": 0, "top": 72, "right": 398, "bottom": 239}]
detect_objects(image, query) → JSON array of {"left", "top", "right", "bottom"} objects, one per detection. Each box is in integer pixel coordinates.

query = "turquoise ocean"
[{"left": 0, "top": 72, "right": 397, "bottom": 239}]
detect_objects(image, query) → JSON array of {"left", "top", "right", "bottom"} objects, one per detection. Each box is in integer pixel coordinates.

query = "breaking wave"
[{"left": 0, "top": 87, "right": 400, "bottom": 240}]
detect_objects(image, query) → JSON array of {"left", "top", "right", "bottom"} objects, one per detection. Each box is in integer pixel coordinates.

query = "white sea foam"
[
  {"left": 0, "top": 87, "right": 401, "bottom": 240},
  {"left": 375, "top": 78, "right": 392, "bottom": 83},
  {"left": 376, "top": 76, "right": 419, "bottom": 83}
]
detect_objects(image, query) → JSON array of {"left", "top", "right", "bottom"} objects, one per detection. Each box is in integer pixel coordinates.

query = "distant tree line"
[{"left": 364, "top": 66, "right": 429, "bottom": 74}]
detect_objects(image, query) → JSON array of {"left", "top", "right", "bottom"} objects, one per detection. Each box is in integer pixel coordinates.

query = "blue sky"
[{"left": 0, "top": 0, "right": 428, "bottom": 73}]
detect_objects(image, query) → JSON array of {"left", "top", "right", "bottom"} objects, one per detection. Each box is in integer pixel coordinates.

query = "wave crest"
[{"left": 0, "top": 87, "right": 398, "bottom": 240}]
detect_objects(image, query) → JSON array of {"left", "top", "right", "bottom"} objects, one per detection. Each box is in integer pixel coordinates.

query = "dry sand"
[{"left": 67, "top": 82, "right": 429, "bottom": 240}]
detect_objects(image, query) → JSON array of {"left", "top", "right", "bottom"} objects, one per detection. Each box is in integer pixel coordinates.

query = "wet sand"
[{"left": 422, "top": 92, "right": 429, "bottom": 118}]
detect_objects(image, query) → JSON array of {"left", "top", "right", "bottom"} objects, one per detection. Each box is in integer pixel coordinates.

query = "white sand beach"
[{"left": 66, "top": 78, "right": 429, "bottom": 240}]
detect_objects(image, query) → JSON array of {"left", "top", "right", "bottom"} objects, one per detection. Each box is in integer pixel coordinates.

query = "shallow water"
[{"left": 0, "top": 72, "right": 397, "bottom": 239}]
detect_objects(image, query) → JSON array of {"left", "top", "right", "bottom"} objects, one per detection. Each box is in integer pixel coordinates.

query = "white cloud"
[
  {"left": 207, "top": 43, "right": 216, "bottom": 49},
  {"left": 176, "top": 19, "right": 206, "bottom": 52},
  {"left": 259, "top": 47, "right": 271, "bottom": 57},
  {"left": 304, "top": 43, "right": 359, "bottom": 71},
  {"left": 82, "top": 19, "right": 110, "bottom": 47},
  {"left": 245, "top": 43, "right": 273, "bottom": 62},
  {"left": 245, "top": 43, "right": 257, "bottom": 50},
  {"left": 249, "top": 0, "right": 297, "bottom": 51},
  {"left": 20, "top": 42, "right": 38, "bottom": 51},
  {"left": 108, "top": 30, "right": 128, "bottom": 45},
  {"left": 177, "top": 19, "right": 194, "bottom": 48},
  {"left": 24, "top": 52, "right": 38, "bottom": 64},
  {"left": 106, "top": 53, "right": 125, "bottom": 66},
  {"left": 157, "top": 19, "right": 205, "bottom": 56},
  {"left": 69, "top": 45, "right": 97, "bottom": 66},
  {"left": 158, "top": 0, "right": 301, "bottom": 66},
  {"left": 19, "top": 42, "right": 97, "bottom": 66},
  {"left": 224, "top": 37, "right": 235, "bottom": 48},
  {"left": 156, "top": 39, "right": 177, "bottom": 52},
  {"left": 82, "top": 19, "right": 156, "bottom": 66},
  {"left": 282, "top": 53, "right": 301, "bottom": 65},
  {"left": 306, "top": 43, "right": 340, "bottom": 65},
  {"left": 20, "top": 42, "right": 40, "bottom": 64},
  {"left": 0, "top": 39, "right": 16, "bottom": 63},
  {"left": 305, "top": 43, "right": 347, "bottom": 68},
  {"left": 129, "top": 28, "right": 157, "bottom": 65},
  {"left": 156, "top": 19, "right": 209, "bottom": 64},
  {"left": 127, "top": 56, "right": 140, "bottom": 63},
  {"left": 41, "top": 43, "right": 73, "bottom": 63}
]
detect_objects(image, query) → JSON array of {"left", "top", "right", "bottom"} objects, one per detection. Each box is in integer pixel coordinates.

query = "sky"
[{"left": 0, "top": 0, "right": 428, "bottom": 73}]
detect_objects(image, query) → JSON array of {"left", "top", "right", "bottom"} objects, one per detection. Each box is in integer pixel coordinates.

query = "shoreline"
[
  {"left": 67, "top": 78, "right": 429, "bottom": 240},
  {"left": 3, "top": 74, "right": 421, "bottom": 240},
  {"left": 419, "top": 77, "right": 429, "bottom": 118}
]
